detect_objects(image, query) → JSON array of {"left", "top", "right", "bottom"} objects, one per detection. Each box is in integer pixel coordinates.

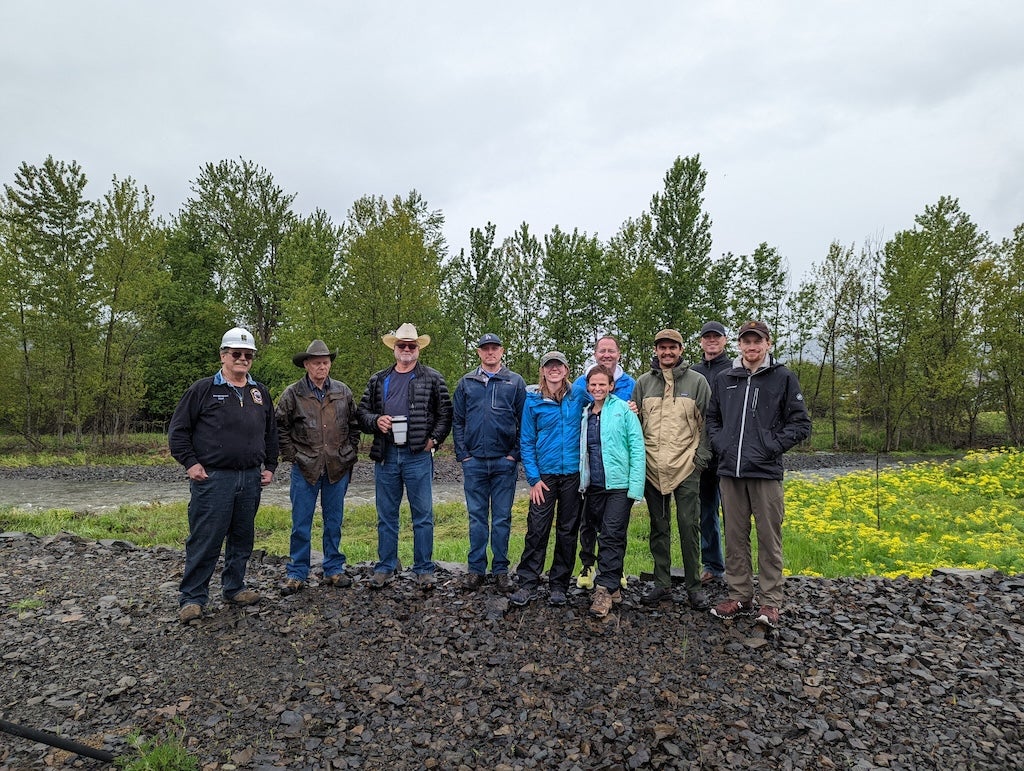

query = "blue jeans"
[
  {"left": 287, "top": 465, "right": 351, "bottom": 581},
  {"left": 180, "top": 467, "right": 262, "bottom": 607},
  {"left": 462, "top": 456, "right": 518, "bottom": 575},
  {"left": 374, "top": 445, "right": 435, "bottom": 575},
  {"left": 699, "top": 467, "right": 725, "bottom": 577}
]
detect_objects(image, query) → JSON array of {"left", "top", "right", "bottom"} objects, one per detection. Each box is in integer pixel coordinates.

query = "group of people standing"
[{"left": 168, "top": 319, "right": 810, "bottom": 628}]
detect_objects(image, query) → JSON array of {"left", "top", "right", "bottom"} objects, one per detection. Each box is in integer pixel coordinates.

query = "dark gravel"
[{"left": 1, "top": 530, "right": 1021, "bottom": 770}]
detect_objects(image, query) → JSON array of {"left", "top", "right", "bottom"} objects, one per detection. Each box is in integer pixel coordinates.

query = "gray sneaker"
[
  {"left": 548, "top": 588, "right": 567, "bottom": 606},
  {"left": 510, "top": 587, "right": 536, "bottom": 606}
]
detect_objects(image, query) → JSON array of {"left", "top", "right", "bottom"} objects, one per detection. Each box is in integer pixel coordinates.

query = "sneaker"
[
  {"left": 641, "top": 586, "right": 672, "bottom": 606},
  {"left": 370, "top": 571, "right": 394, "bottom": 590},
  {"left": 323, "top": 572, "right": 352, "bottom": 588},
  {"left": 576, "top": 564, "right": 595, "bottom": 590},
  {"left": 494, "top": 573, "right": 514, "bottom": 594},
  {"left": 510, "top": 587, "right": 536, "bottom": 606},
  {"left": 416, "top": 572, "right": 436, "bottom": 590},
  {"left": 178, "top": 603, "right": 202, "bottom": 623},
  {"left": 462, "top": 572, "right": 485, "bottom": 591},
  {"left": 755, "top": 605, "right": 780, "bottom": 629},
  {"left": 711, "top": 598, "right": 755, "bottom": 619},
  {"left": 688, "top": 588, "right": 711, "bottom": 610},
  {"left": 548, "top": 588, "right": 567, "bottom": 606},
  {"left": 589, "top": 586, "right": 614, "bottom": 617},
  {"left": 620, "top": 575, "right": 629, "bottom": 589},
  {"left": 280, "top": 578, "right": 305, "bottom": 596},
  {"left": 225, "top": 589, "right": 261, "bottom": 606}
]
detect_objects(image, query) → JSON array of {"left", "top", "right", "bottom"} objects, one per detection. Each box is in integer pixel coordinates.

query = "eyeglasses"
[
  {"left": 395, "top": 343, "right": 418, "bottom": 351},
  {"left": 226, "top": 350, "right": 254, "bottom": 360}
]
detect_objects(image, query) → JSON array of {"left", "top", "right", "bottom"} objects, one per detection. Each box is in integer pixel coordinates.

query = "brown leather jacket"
[{"left": 275, "top": 376, "right": 360, "bottom": 485}]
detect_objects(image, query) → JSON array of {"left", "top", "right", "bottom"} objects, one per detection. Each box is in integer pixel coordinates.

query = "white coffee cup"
[{"left": 391, "top": 415, "right": 408, "bottom": 445}]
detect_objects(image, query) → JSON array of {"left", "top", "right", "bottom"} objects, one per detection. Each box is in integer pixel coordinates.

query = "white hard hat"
[{"left": 220, "top": 327, "right": 257, "bottom": 351}]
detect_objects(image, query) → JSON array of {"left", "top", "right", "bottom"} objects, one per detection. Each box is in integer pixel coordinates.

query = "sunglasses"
[
  {"left": 395, "top": 343, "right": 418, "bottom": 350},
  {"left": 226, "top": 350, "right": 255, "bottom": 360}
]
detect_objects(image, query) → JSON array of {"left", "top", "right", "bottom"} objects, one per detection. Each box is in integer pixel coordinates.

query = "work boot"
[
  {"left": 279, "top": 578, "right": 305, "bottom": 596},
  {"left": 225, "top": 589, "right": 261, "bottom": 606},
  {"left": 494, "top": 573, "right": 514, "bottom": 594},
  {"left": 641, "top": 585, "right": 672, "bottom": 606},
  {"left": 178, "top": 604, "right": 202, "bottom": 624}
]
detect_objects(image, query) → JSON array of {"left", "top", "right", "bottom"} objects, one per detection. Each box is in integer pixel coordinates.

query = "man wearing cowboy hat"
[
  {"left": 357, "top": 323, "right": 453, "bottom": 589},
  {"left": 275, "top": 340, "right": 361, "bottom": 597}
]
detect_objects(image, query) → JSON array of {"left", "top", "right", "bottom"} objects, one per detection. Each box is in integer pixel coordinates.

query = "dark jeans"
[
  {"left": 699, "top": 467, "right": 725, "bottom": 577},
  {"left": 515, "top": 473, "right": 581, "bottom": 592},
  {"left": 585, "top": 487, "right": 633, "bottom": 591},
  {"left": 180, "top": 467, "right": 262, "bottom": 607},
  {"left": 374, "top": 444, "right": 435, "bottom": 575},
  {"left": 463, "top": 456, "right": 518, "bottom": 575}
]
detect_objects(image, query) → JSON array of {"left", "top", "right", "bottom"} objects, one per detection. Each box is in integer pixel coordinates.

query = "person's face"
[
  {"left": 700, "top": 332, "right": 726, "bottom": 359},
  {"left": 542, "top": 361, "right": 567, "bottom": 388},
  {"left": 220, "top": 348, "right": 254, "bottom": 378},
  {"left": 738, "top": 333, "right": 770, "bottom": 366},
  {"left": 594, "top": 338, "right": 620, "bottom": 369},
  {"left": 477, "top": 343, "right": 503, "bottom": 370},
  {"left": 303, "top": 355, "right": 332, "bottom": 385},
  {"left": 393, "top": 340, "right": 420, "bottom": 366},
  {"left": 655, "top": 340, "right": 683, "bottom": 369},
  {"left": 587, "top": 373, "right": 612, "bottom": 403}
]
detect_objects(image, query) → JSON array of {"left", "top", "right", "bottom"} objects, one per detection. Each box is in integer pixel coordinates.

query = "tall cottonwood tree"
[
  {"left": 2, "top": 157, "right": 99, "bottom": 441},
  {"left": 91, "top": 176, "right": 166, "bottom": 437},
  {"left": 731, "top": 242, "right": 790, "bottom": 352},
  {"left": 498, "top": 223, "right": 545, "bottom": 377},
  {"left": 334, "top": 191, "right": 447, "bottom": 388},
  {"left": 182, "top": 159, "right": 298, "bottom": 347},
  {"left": 606, "top": 214, "right": 661, "bottom": 372}
]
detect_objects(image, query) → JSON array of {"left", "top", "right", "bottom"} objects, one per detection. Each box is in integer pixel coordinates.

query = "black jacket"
[
  {"left": 357, "top": 362, "right": 453, "bottom": 462},
  {"left": 706, "top": 356, "right": 811, "bottom": 480},
  {"left": 692, "top": 351, "right": 732, "bottom": 472}
]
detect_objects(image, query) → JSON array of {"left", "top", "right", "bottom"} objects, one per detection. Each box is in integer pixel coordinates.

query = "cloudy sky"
[{"left": 2, "top": 1, "right": 1021, "bottom": 281}]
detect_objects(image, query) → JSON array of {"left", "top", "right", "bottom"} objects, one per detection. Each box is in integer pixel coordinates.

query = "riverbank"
[{"left": 1, "top": 531, "right": 1021, "bottom": 769}]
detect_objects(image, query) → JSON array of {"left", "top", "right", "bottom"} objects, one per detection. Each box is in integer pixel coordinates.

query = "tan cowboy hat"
[
  {"left": 292, "top": 339, "right": 337, "bottom": 367},
  {"left": 382, "top": 322, "right": 431, "bottom": 350}
]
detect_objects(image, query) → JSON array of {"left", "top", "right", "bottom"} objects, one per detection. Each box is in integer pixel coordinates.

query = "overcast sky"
[{"left": 2, "top": 1, "right": 1021, "bottom": 282}]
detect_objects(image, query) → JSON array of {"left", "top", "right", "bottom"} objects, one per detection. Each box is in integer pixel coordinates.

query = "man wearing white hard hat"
[{"left": 169, "top": 327, "right": 279, "bottom": 624}]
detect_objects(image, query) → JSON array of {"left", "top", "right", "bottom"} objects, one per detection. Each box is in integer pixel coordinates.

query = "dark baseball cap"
[
  {"left": 476, "top": 333, "right": 502, "bottom": 347},
  {"left": 699, "top": 321, "right": 727, "bottom": 337}
]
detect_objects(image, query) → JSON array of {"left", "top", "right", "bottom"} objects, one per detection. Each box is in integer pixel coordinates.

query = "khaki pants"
[{"left": 718, "top": 476, "right": 785, "bottom": 608}]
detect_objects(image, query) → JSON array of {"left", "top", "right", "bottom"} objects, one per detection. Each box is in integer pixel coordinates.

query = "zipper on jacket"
[{"left": 736, "top": 374, "right": 753, "bottom": 477}]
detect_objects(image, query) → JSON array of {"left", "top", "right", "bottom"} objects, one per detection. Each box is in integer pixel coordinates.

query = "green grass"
[{"left": 3, "top": 449, "right": 1023, "bottom": 579}]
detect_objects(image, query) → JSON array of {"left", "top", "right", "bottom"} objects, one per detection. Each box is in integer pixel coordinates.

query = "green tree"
[
  {"left": 497, "top": 223, "right": 544, "bottom": 377},
  {"left": 731, "top": 242, "right": 790, "bottom": 352},
  {"left": 2, "top": 156, "right": 99, "bottom": 441},
  {"left": 182, "top": 159, "right": 298, "bottom": 346},
  {"left": 982, "top": 223, "right": 1024, "bottom": 444},
  {"left": 606, "top": 214, "right": 661, "bottom": 372},
  {"left": 91, "top": 176, "right": 166, "bottom": 437},
  {"left": 335, "top": 191, "right": 447, "bottom": 389}
]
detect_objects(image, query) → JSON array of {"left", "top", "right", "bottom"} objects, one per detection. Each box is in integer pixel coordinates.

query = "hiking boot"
[
  {"left": 178, "top": 603, "right": 202, "bottom": 623},
  {"left": 576, "top": 564, "right": 595, "bottom": 590},
  {"left": 416, "top": 572, "right": 436, "bottom": 590},
  {"left": 548, "top": 588, "right": 567, "bottom": 606},
  {"left": 225, "top": 589, "right": 261, "bottom": 606},
  {"left": 370, "top": 571, "right": 395, "bottom": 590},
  {"left": 280, "top": 578, "right": 305, "bottom": 596},
  {"left": 585, "top": 585, "right": 614, "bottom": 618},
  {"left": 323, "top": 572, "right": 352, "bottom": 588},
  {"left": 711, "top": 598, "right": 755, "bottom": 619},
  {"left": 495, "top": 573, "right": 514, "bottom": 594},
  {"left": 462, "top": 572, "right": 485, "bottom": 591},
  {"left": 641, "top": 586, "right": 672, "bottom": 606},
  {"left": 688, "top": 588, "right": 711, "bottom": 610},
  {"left": 510, "top": 587, "right": 536, "bottom": 606},
  {"left": 755, "top": 605, "right": 780, "bottom": 629}
]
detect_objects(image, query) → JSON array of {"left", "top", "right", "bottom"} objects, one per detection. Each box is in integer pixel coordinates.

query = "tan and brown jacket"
[{"left": 631, "top": 361, "right": 712, "bottom": 493}]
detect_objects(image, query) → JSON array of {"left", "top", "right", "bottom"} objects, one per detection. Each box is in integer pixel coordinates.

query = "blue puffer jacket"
[
  {"left": 520, "top": 383, "right": 589, "bottom": 485},
  {"left": 578, "top": 394, "right": 646, "bottom": 500}
]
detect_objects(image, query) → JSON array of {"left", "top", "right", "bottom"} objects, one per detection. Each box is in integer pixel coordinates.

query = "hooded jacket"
[
  {"left": 275, "top": 375, "right": 360, "bottom": 485},
  {"left": 632, "top": 360, "right": 712, "bottom": 494},
  {"left": 357, "top": 362, "right": 453, "bottom": 462},
  {"left": 520, "top": 382, "right": 589, "bottom": 485},
  {"left": 706, "top": 355, "right": 811, "bottom": 480},
  {"left": 578, "top": 393, "right": 646, "bottom": 500}
]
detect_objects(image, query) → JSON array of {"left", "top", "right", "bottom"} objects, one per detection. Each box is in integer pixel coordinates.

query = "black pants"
[
  {"left": 515, "top": 473, "right": 581, "bottom": 592},
  {"left": 584, "top": 486, "right": 633, "bottom": 591}
]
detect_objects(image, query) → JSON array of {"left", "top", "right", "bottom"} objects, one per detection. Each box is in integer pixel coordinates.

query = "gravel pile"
[{"left": 1, "top": 531, "right": 1021, "bottom": 769}]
